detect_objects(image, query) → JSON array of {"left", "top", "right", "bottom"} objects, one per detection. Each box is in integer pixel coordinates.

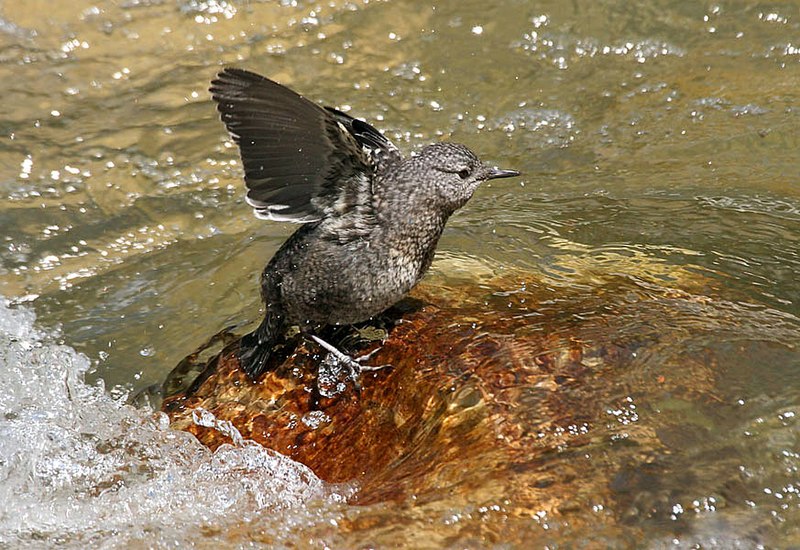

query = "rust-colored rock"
[{"left": 163, "top": 271, "right": 720, "bottom": 524}]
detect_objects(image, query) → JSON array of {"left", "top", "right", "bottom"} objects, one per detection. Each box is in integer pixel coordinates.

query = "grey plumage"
[{"left": 210, "top": 68, "right": 519, "bottom": 379}]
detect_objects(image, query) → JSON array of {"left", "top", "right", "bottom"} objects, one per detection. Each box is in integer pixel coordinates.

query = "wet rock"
[{"left": 162, "top": 270, "right": 721, "bottom": 525}]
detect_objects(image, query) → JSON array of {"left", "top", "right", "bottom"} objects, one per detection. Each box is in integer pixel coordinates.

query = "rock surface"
[{"left": 163, "top": 269, "right": 720, "bottom": 526}]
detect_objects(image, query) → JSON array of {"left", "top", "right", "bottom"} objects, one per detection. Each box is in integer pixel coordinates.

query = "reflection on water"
[{"left": 1, "top": 0, "right": 799, "bottom": 546}]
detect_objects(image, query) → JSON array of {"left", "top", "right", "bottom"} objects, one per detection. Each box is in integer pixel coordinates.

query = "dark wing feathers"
[
  {"left": 325, "top": 107, "right": 399, "bottom": 160},
  {"left": 210, "top": 68, "right": 399, "bottom": 223}
]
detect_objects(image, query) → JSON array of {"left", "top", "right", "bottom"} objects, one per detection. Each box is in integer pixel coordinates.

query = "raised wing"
[
  {"left": 210, "top": 68, "right": 399, "bottom": 223},
  {"left": 324, "top": 106, "right": 401, "bottom": 172}
]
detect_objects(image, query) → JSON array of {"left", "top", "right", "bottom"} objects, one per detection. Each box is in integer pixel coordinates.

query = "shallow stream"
[{"left": 1, "top": 0, "right": 798, "bottom": 546}]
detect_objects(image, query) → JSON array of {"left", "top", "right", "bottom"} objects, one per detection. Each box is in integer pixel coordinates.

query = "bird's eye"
[{"left": 458, "top": 168, "right": 470, "bottom": 179}]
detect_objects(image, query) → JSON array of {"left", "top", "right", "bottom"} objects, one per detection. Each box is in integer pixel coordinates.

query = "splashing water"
[{"left": 0, "top": 298, "right": 344, "bottom": 548}]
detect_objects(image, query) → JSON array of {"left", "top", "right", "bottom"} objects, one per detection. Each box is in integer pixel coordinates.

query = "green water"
[{"left": 1, "top": 0, "right": 798, "bottom": 546}]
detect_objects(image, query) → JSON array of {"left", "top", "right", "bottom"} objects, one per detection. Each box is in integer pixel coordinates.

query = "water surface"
[{"left": 1, "top": 0, "right": 798, "bottom": 547}]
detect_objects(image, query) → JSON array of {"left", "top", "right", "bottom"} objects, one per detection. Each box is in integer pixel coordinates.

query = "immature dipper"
[{"left": 211, "top": 68, "right": 519, "bottom": 382}]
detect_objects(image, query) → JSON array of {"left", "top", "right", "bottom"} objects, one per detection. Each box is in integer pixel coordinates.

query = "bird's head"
[{"left": 410, "top": 142, "right": 519, "bottom": 212}]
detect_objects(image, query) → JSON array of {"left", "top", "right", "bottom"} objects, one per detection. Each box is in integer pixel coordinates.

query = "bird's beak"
[{"left": 486, "top": 167, "right": 520, "bottom": 180}]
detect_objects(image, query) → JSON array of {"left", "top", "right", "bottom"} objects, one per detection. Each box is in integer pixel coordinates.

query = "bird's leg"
[{"left": 309, "top": 334, "right": 390, "bottom": 389}]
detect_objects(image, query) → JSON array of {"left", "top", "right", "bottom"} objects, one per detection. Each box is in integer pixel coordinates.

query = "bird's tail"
[{"left": 238, "top": 309, "right": 285, "bottom": 380}]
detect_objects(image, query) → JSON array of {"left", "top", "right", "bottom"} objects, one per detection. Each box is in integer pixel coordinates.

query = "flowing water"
[{"left": 1, "top": 0, "right": 798, "bottom": 547}]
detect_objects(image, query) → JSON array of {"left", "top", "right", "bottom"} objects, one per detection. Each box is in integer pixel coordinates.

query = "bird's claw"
[{"left": 311, "top": 335, "right": 392, "bottom": 390}]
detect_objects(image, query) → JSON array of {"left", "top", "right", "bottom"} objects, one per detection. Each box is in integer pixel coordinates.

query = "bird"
[{"left": 210, "top": 68, "right": 519, "bottom": 384}]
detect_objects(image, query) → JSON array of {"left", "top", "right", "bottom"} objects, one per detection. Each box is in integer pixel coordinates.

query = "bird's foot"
[{"left": 310, "top": 335, "right": 391, "bottom": 391}]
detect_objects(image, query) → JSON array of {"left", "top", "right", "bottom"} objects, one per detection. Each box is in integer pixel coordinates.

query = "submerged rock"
[{"left": 162, "top": 267, "right": 723, "bottom": 526}]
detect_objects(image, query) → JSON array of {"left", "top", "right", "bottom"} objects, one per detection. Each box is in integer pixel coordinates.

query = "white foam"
[{"left": 0, "top": 298, "right": 341, "bottom": 547}]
